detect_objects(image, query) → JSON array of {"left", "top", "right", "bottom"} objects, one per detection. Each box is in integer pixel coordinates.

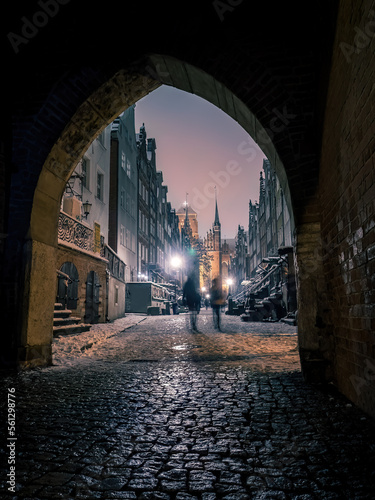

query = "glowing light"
[{"left": 171, "top": 256, "right": 182, "bottom": 269}]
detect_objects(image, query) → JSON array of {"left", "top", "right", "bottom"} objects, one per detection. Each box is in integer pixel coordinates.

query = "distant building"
[
  {"left": 248, "top": 199, "right": 261, "bottom": 277},
  {"left": 203, "top": 196, "right": 222, "bottom": 287},
  {"left": 247, "top": 158, "right": 292, "bottom": 277},
  {"left": 136, "top": 122, "right": 182, "bottom": 284},
  {"left": 136, "top": 123, "right": 151, "bottom": 279},
  {"left": 231, "top": 225, "right": 248, "bottom": 291},
  {"left": 176, "top": 204, "right": 199, "bottom": 239},
  {"left": 109, "top": 106, "right": 138, "bottom": 283}
]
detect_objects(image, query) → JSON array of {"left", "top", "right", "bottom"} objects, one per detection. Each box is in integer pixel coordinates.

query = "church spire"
[{"left": 214, "top": 186, "right": 220, "bottom": 226}]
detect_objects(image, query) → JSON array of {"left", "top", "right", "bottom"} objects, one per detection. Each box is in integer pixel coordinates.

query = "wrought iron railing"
[
  {"left": 104, "top": 245, "right": 126, "bottom": 282},
  {"left": 58, "top": 211, "right": 104, "bottom": 256},
  {"left": 233, "top": 263, "right": 280, "bottom": 303}
]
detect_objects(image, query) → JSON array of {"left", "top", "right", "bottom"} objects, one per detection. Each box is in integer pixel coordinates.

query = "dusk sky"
[{"left": 134, "top": 85, "right": 267, "bottom": 240}]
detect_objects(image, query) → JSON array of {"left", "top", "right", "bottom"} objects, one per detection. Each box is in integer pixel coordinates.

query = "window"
[
  {"left": 81, "top": 157, "right": 89, "bottom": 190},
  {"left": 120, "top": 188, "right": 125, "bottom": 209},
  {"left": 126, "top": 159, "right": 131, "bottom": 179},
  {"left": 121, "top": 151, "right": 126, "bottom": 171},
  {"left": 97, "top": 172, "right": 104, "bottom": 201},
  {"left": 120, "top": 225, "right": 125, "bottom": 246},
  {"left": 126, "top": 229, "right": 130, "bottom": 249}
]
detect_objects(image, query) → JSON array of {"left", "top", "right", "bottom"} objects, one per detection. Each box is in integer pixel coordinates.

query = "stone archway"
[{"left": 21, "top": 54, "right": 327, "bottom": 382}]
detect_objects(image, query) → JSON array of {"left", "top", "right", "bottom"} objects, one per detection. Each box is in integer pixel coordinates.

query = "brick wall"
[{"left": 319, "top": 0, "right": 375, "bottom": 416}]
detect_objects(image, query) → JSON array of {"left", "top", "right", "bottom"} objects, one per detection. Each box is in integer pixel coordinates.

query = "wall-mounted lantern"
[{"left": 82, "top": 200, "right": 92, "bottom": 219}]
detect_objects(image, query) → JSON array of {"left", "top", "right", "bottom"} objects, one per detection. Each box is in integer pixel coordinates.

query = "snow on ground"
[{"left": 52, "top": 314, "right": 146, "bottom": 367}]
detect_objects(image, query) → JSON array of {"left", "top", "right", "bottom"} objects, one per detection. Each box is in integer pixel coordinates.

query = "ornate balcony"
[{"left": 58, "top": 211, "right": 104, "bottom": 256}]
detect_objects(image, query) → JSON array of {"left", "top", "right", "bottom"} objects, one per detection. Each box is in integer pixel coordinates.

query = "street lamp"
[
  {"left": 226, "top": 278, "right": 234, "bottom": 296},
  {"left": 82, "top": 200, "right": 92, "bottom": 219},
  {"left": 170, "top": 256, "right": 182, "bottom": 269}
]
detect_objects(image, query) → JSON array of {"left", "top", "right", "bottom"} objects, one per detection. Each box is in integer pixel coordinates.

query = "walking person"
[
  {"left": 183, "top": 274, "right": 200, "bottom": 332},
  {"left": 210, "top": 277, "right": 224, "bottom": 330}
]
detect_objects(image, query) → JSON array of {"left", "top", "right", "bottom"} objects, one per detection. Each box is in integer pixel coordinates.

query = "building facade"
[
  {"left": 136, "top": 122, "right": 182, "bottom": 284},
  {"left": 136, "top": 124, "right": 151, "bottom": 279},
  {"left": 58, "top": 126, "right": 124, "bottom": 324},
  {"left": 247, "top": 159, "right": 292, "bottom": 278},
  {"left": 58, "top": 111, "right": 184, "bottom": 324},
  {"left": 231, "top": 225, "right": 248, "bottom": 292},
  {"left": 109, "top": 106, "right": 138, "bottom": 283}
]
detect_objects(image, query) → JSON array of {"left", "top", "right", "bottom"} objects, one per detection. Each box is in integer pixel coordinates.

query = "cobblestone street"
[{"left": 1, "top": 311, "right": 375, "bottom": 499}]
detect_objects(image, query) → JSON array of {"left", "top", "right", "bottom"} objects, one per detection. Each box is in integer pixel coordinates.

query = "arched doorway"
[
  {"left": 19, "top": 54, "right": 327, "bottom": 383},
  {"left": 4, "top": 0, "right": 375, "bottom": 418},
  {"left": 57, "top": 262, "right": 79, "bottom": 310}
]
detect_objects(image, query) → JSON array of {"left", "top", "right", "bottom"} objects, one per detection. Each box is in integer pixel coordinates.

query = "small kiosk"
[{"left": 125, "top": 281, "right": 172, "bottom": 315}]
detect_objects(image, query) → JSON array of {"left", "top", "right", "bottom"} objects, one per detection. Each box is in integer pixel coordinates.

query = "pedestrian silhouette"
[
  {"left": 182, "top": 274, "right": 200, "bottom": 332},
  {"left": 210, "top": 277, "right": 224, "bottom": 330}
]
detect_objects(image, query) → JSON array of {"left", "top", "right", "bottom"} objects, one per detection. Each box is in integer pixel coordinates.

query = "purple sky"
[{"left": 135, "top": 85, "right": 266, "bottom": 240}]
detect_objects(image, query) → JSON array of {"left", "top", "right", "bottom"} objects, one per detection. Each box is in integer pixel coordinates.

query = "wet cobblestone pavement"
[{"left": 1, "top": 311, "right": 375, "bottom": 499}]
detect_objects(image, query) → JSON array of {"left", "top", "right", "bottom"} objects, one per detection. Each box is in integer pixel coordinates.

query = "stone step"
[
  {"left": 53, "top": 323, "right": 92, "bottom": 337},
  {"left": 54, "top": 303, "right": 64, "bottom": 310},
  {"left": 53, "top": 316, "right": 82, "bottom": 327},
  {"left": 54, "top": 309, "right": 73, "bottom": 318}
]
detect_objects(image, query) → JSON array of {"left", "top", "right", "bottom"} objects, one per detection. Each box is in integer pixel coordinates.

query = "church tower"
[
  {"left": 213, "top": 191, "right": 221, "bottom": 254},
  {"left": 203, "top": 189, "right": 222, "bottom": 285}
]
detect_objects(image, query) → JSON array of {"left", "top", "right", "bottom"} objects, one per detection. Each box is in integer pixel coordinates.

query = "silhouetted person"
[
  {"left": 210, "top": 277, "right": 224, "bottom": 330},
  {"left": 183, "top": 275, "right": 200, "bottom": 332}
]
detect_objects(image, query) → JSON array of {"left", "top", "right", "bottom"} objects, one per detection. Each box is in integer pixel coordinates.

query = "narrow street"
[{"left": 1, "top": 312, "right": 375, "bottom": 499}]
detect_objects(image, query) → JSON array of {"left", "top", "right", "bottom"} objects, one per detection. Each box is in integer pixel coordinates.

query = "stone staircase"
[
  {"left": 53, "top": 303, "right": 92, "bottom": 337},
  {"left": 243, "top": 289, "right": 286, "bottom": 322}
]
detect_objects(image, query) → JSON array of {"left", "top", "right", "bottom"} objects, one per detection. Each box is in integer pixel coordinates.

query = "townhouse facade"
[
  {"left": 57, "top": 108, "right": 183, "bottom": 326},
  {"left": 245, "top": 159, "right": 292, "bottom": 278},
  {"left": 230, "top": 158, "right": 293, "bottom": 294},
  {"left": 58, "top": 126, "right": 116, "bottom": 324}
]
